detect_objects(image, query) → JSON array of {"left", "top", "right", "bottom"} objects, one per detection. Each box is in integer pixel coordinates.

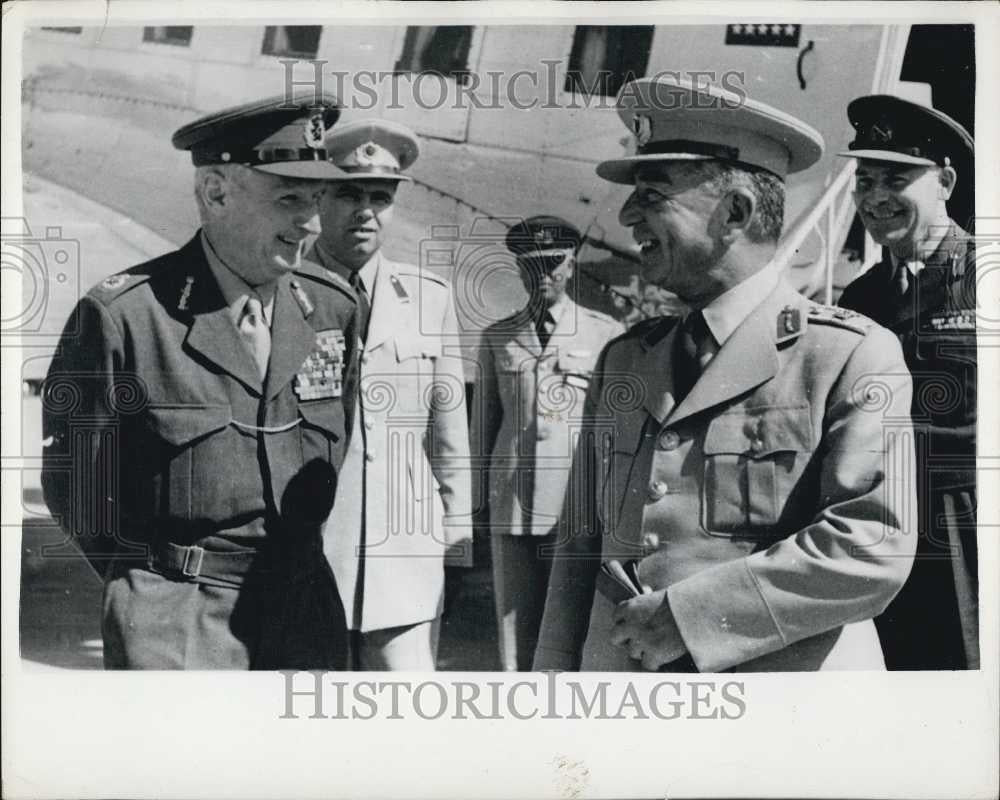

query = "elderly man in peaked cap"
[
  {"left": 534, "top": 77, "right": 917, "bottom": 672},
  {"left": 310, "top": 119, "right": 473, "bottom": 670},
  {"left": 838, "top": 94, "right": 978, "bottom": 670},
  {"left": 472, "top": 215, "right": 624, "bottom": 671},
  {"left": 41, "top": 92, "right": 360, "bottom": 669}
]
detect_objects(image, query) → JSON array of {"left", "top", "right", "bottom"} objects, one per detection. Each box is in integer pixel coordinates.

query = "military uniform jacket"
[
  {"left": 42, "top": 233, "right": 358, "bottom": 570},
  {"left": 838, "top": 222, "right": 978, "bottom": 668},
  {"left": 838, "top": 222, "right": 976, "bottom": 487},
  {"left": 472, "top": 300, "right": 625, "bottom": 537},
  {"left": 314, "top": 254, "right": 473, "bottom": 633},
  {"left": 535, "top": 282, "right": 917, "bottom": 672}
]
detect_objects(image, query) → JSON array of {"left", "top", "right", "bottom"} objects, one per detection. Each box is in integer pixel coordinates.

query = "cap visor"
[
  {"left": 596, "top": 153, "right": 715, "bottom": 184},
  {"left": 253, "top": 161, "right": 348, "bottom": 180},
  {"left": 325, "top": 170, "right": 412, "bottom": 182},
  {"left": 836, "top": 150, "right": 937, "bottom": 167}
]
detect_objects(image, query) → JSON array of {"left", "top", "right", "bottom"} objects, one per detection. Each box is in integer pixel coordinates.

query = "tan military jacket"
[{"left": 535, "top": 282, "right": 917, "bottom": 672}]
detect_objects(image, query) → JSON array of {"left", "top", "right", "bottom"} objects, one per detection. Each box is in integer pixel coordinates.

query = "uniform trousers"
[
  {"left": 491, "top": 531, "right": 556, "bottom": 671},
  {"left": 348, "top": 620, "right": 439, "bottom": 670}
]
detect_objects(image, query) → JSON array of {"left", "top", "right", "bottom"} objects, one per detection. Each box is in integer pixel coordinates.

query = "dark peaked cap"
[
  {"left": 840, "top": 94, "right": 974, "bottom": 167},
  {"left": 172, "top": 91, "right": 344, "bottom": 179},
  {"left": 506, "top": 216, "right": 583, "bottom": 256}
]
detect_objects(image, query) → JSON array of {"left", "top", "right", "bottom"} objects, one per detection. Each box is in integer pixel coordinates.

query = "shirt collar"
[
  {"left": 313, "top": 239, "right": 381, "bottom": 293},
  {"left": 889, "top": 221, "right": 951, "bottom": 275},
  {"left": 201, "top": 231, "right": 275, "bottom": 327},
  {"left": 698, "top": 260, "right": 781, "bottom": 348},
  {"left": 543, "top": 295, "right": 569, "bottom": 324}
]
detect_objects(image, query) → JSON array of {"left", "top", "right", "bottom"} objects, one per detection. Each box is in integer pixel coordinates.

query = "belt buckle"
[{"left": 181, "top": 545, "right": 205, "bottom": 578}]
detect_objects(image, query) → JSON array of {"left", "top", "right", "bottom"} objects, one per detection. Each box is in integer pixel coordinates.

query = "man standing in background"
[
  {"left": 311, "top": 119, "right": 473, "bottom": 670},
  {"left": 838, "top": 94, "right": 978, "bottom": 670},
  {"left": 473, "top": 217, "right": 624, "bottom": 671}
]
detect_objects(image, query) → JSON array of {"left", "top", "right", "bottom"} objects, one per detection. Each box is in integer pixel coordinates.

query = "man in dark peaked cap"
[
  {"left": 473, "top": 215, "right": 624, "bottom": 671},
  {"left": 41, "top": 92, "right": 360, "bottom": 669},
  {"left": 838, "top": 93, "right": 979, "bottom": 670},
  {"left": 535, "top": 77, "right": 917, "bottom": 673}
]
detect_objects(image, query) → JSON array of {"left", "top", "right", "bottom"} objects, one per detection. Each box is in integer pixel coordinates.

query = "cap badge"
[
  {"left": 355, "top": 141, "right": 379, "bottom": 166},
  {"left": 632, "top": 114, "right": 653, "bottom": 147},
  {"left": 869, "top": 121, "right": 893, "bottom": 145},
  {"left": 303, "top": 112, "right": 326, "bottom": 149},
  {"left": 534, "top": 229, "right": 555, "bottom": 246}
]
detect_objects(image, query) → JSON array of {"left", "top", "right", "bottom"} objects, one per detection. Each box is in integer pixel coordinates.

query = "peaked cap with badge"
[
  {"left": 172, "top": 90, "right": 344, "bottom": 179},
  {"left": 505, "top": 216, "right": 583, "bottom": 258},
  {"left": 839, "top": 93, "right": 973, "bottom": 168},
  {"left": 323, "top": 118, "right": 420, "bottom": 181},
  {"left": 597, "top": 76, "right": 825, "bottom": 183}
]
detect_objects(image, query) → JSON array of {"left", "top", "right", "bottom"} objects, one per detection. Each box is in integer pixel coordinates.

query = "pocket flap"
[
  {"left": 395, "top": 336, "right": 440, "bottom": 363},
  {"left": 703, "top": 406, "right": 813, "bottom": 457},
  {"left": 298, "top": 400, "right": 343, "bottom": 439},
  {"left": 557, "top": 351, "right": 595, "bottom": 377},
  {"left": 146, "top": 404, "right": 231, "bottom": 446}
]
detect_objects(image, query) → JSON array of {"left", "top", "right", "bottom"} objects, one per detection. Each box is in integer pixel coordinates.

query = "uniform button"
[
  {"left": 657, "top": 429, "right": 680, "bottom": 451},
  {"left": 641, "top": 531, "right": 660, "bottom": 551},
  {"left": 365, "top": 451, "right": 376, "bottom": 462},
  {"left": 537, "top": 428, "right": 550, "bottom": 441},
  {"left": 647, "top": 480, "right": 668, "bottom": 500},
  {"left": 361, "top": 354, "right": 369, "bottom": 365},
  {"left": 364, "top": 420, "right": 374, "bottom": 431},
  {"left": 750, "top": 438, "right": 765, "bottom": 453}
]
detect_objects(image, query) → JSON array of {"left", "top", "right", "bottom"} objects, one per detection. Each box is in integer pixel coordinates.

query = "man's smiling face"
[
  {"left": 853, "top": 160, "right": 953, "bottom": 258},
  {"left": 618, "top": 162, "right": 725, "bottom": 304}
]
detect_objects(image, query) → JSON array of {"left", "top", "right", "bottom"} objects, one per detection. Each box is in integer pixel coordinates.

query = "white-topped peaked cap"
[
  {"left": 597, "top": 76, "right": 825, "bottom": 183},
  {"left": 324, "top": 118, "right": 420, "bottom": 181}
]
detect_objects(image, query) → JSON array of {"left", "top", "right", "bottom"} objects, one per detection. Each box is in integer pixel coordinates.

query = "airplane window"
[
  {"left": 394, "top": 26, "right": 474, "bottom": 86},
  {"left": 261, "top": 25, "right": 322, "bottom": 59},
  {"left": 143, "top": 27, "right": 194, "bottom": 47},
  {"left": 565, "top": 26, "right": 655, "bottom": 97}
]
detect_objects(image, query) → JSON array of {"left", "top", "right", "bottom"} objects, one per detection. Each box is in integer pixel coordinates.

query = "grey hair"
[{"left": 693, "top": 161, "right": 785, "bottom": 243}]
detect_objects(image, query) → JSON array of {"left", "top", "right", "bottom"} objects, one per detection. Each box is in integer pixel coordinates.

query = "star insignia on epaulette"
[{"left": 101, "top": 275, "right": 129, "bottom": 290}]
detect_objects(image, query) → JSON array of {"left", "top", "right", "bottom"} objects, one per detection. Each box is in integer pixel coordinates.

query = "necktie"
[
  {"left": 893, "top": 262, "right": 912, "bottom": 297},
  {"left": 673, "top": 310, "right": 711, "bottom": 401},
  {"left": 536, "top": 309, "right": 555, "bottom": 350},
  {"left": 350, "top": 271, "right": 371, "bottom": 342},
  {"left": 239, "top": 296, "right": 270, "bottom": 381}
]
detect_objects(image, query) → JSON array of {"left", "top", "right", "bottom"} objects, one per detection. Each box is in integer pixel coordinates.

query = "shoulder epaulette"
[
  {"left": 806, "top": 303, "right": 875, "bottom": 335},
  {"left": 581, "top": 307, "right": 623, "bottom": 328},
  {"left": 88, "top": 270, "right": 152, "bottom": 304},
  {"left": 296, "top": 258, "right": 354, "bottom": 295},
  {"left": 394, "top": 263, "right": 450, "bottom": 288}
]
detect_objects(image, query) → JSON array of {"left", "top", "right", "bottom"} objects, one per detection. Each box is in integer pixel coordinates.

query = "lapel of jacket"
[
  {"left": 911, "top": 221, "right": 967, "bottom": 319},
  {"left": 265, "top": 273, "right": 319, "bottom": 401},
  {"left": 666, "top": 281, "right": 798, "bottom": 427},
  {"left": 365, "top": 255, "right": 405, "bottom": 355},
  {"left": 511, "top": 310, "right": 542, "bottom": 356},
  {"left": 182, "top": 234, "right": 263, "bottom": 395},
  {"left": 638, "top": 318, "right": 682, "bottom": 425}
]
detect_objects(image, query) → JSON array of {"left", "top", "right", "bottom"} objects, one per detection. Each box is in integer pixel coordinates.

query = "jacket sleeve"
[
  {"left": 532, "top": 346, "right": 609, "bottom": 671},
  {"left": 41, "top": 296, "right": 128, "bottom": 578},
  {"left": 427, "top": 289, "right": 474, "bottom": 566},
  {"left": 667, "top": 326, "right": 918, "bottom": 671}
]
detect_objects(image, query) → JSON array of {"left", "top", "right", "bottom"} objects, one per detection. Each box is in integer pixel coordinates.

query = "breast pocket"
[
  {"left": 144, "top": 403, "right": 232, "bottom": 520},
  {"left": 701, "top": 406, "right": 814, "bottom": 538},
  {"left": 394, "top": 336, "right": 448, "bottom": 415}
]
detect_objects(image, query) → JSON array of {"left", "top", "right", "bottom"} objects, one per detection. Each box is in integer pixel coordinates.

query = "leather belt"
[{"left": 148, "top": 542, "right": 269, "bottom": 588}]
